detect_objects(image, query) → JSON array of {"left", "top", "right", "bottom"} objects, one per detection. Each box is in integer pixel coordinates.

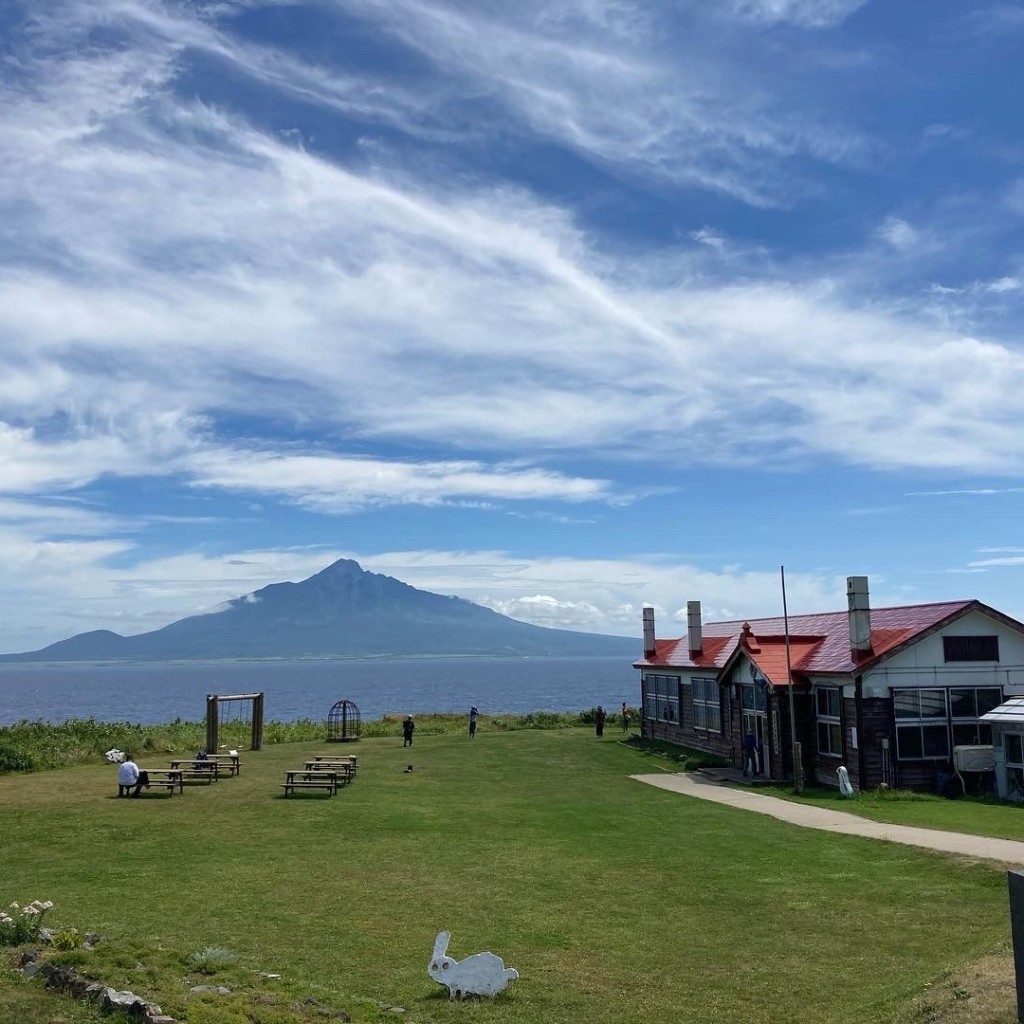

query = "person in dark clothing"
[
  {"left": 469, "top": 705, "right": 479, "bottom": 738},
  {"left": 742, "top": 731, "right": 758, "bottom": 777},
  {"left": 595, "top": 705, "right": 606, "bottom": 739},
  {"left": 402, "top": 715, "right": 415, "bottom": 747}
]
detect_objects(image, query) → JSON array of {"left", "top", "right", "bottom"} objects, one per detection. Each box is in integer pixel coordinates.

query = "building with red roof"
[{"left": 633, "top": 577, "right": 1024, "bottom": 792}]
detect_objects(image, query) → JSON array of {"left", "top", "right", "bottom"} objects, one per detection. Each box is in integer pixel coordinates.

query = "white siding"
[{"left": 861, "top": 609, "right": 1024, "bottom": 697}]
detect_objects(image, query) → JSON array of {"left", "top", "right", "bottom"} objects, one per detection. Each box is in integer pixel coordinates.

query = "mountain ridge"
[{"left": 0, "top": 559, "right": 639, "bottom": 662}]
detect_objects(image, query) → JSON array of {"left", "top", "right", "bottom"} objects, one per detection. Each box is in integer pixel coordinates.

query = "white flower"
[
  {"left": 9, "top": 902, "right": 19, "bottom": 910},
  {"left": 22, "top": 905, "right": 38, "bottom": 916},
  {"left": 40, "top": 901, "right": 53, "bottom": 910}
]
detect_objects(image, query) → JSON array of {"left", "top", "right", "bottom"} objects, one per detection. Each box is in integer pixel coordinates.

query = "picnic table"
[
  {"left": 281, "top": 769, "right": 344, "bottom": 797},
  {"left": 206, "top": 753, "right": 241, "bottom": 776},
  {"left": 312, "top": 754, "right": 358, "bottom": 777},
  {"left": 118, "top": 768, "right": 183, "bottom": 797},
  {"left": 303, "top": 760, "right": 353, "bottom": 783},
  {"left": 168, "top": 758, "right": 220, "bottom": 783}
]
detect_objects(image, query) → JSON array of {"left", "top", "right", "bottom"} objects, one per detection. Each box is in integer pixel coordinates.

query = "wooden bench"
[
  {"left": 117, "top": 768, "right": 183, "bottom": 797},
  {"left": 169, "top": 759, "right": 220, "bottom": 782},
  {"left": 281, "top": 770, "right": 342, "bottom": 797}
]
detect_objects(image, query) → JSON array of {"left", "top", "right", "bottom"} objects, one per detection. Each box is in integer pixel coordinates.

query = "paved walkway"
[{"left": 632, "top": 771, "right": 1024, "bottom": 864}]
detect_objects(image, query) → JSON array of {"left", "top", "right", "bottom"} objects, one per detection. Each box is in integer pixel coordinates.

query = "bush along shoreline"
[{"left": 0, "top": 707, "right": 641, "bottom": 774}]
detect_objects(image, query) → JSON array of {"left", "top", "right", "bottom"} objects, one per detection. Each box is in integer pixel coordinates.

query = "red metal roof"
[
  {"left": 634, "top": 600, "right": 979, "bottom": 678},
  {"left": 745, "top": 636, "right": 824, "bottom": 685}
]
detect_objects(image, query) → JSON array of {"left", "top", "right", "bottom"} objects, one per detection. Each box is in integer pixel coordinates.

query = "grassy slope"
[{"left": 0, "top": 730, "right": 1013, "bottom": 1024}]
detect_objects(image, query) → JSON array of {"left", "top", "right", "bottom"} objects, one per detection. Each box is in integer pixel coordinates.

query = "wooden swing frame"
[{"left": 205, "top": 692, "right": 265, "bottom": 753}]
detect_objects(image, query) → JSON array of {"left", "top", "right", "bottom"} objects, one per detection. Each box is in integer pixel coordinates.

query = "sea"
[{"left": 0, "top": 656, "right": 639, "bottom": 726}]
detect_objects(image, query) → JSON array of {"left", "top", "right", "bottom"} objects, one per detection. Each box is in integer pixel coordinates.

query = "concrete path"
[{"left": 632, "top": 771, "right": 1024, "bottom": 864}]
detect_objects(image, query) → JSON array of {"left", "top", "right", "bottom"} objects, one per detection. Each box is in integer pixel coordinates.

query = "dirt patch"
[{"left": 895, "top": 951, "right": 1019, "bottom": 1024}]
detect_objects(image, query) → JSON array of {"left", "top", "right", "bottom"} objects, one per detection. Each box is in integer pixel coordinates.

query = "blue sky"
[{"left": 3, "top": 0, "right": 1024, "bottom": 653}]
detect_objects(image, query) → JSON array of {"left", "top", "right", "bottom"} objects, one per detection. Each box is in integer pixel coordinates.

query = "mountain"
[{"left": 0, "top": 559, "right": 639, "bottom": 662}]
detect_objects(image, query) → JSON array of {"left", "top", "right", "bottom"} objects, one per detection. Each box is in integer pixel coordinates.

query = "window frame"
[
  {"left": 893, "top": 686, "right": 1002, "bottom": 761},
  {"left": 943, "top": 635, "right": 999, "bottom": 662},
  {"left": 815, "top": 686, "right": 843, "bottom": 758},
  {"left": 691, "top": 677, "right": 721, "bottom": 734},
  {"left": 643, "top": 673, "right": 681, "bottom": 724}
]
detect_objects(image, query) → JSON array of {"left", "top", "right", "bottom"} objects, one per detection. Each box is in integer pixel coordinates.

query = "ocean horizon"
[{"left": 0, "top": 654, "right": 639, "bottom": 726}]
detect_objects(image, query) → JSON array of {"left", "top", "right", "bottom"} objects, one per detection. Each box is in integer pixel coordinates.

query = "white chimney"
[
  {"left": 847, "top": 576, "right": 872, "bottom": 656},
  {"left": 687, "top": 600, "right": 703, "bottom": 655},
  {"left": 643, "top": 606, "right": 656, "bottom": 658}
]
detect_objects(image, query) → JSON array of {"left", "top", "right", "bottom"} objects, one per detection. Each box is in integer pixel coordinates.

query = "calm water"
[{"left": 0, "top": 656, "right": 639, "bottom": 726}]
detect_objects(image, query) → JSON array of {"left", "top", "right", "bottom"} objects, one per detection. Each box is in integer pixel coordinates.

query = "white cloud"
[
  {"left": 968, "top": 556, "right": 1024, "bottom": 568},
  {"left": 334, "top": 0, "right": 866, "bottom": 206},
  {"left": 184, "top": 449, "right": 618, "bottom": 510},
  {"left": 0, "top": 0, "right": 1024, "bottom": 544},
  {"left": 729, "top": 0, "right": 867, "bottom": 28},
  {"left": 876, "top": 216, "right": 919, "bottom": 251}
]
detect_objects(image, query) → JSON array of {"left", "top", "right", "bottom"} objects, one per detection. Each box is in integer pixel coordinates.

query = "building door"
[{"left": 742, "top": 711, "right": 769, "bottom": 776}]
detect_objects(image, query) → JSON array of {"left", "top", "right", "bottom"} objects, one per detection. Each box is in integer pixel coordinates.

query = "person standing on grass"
[
  {"left": 621, "top": 702, "right": 630, "bottom": 734},
  {"left": 117, "top": 755, "right": 150, "bottom": 797},
  {"left": 402, "top": 715, "right": 415, "bottom": 747},
  {"left": 469, "top": 705, "right": 479, "bottom": 739},
  {"left": 595, "top": 705, "right": 606, "bottom": 739}
]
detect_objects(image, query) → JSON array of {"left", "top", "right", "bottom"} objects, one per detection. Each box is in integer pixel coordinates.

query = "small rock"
[
  {"left": 189, "top": 984, "right": 231, "bottom": 995},
  {"left": 22, "top": 961, "right": 43, "bottom": 978},
  {"left": 100, "top": 987, "right": 146, "bottom": 1012},
  {"left": 18, "top": 949, "right": 38, "bottom": 966}
]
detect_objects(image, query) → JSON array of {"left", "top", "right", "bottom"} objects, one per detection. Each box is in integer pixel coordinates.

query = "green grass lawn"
[
  {"left": 0, "top": 729, "right": 1015, "bottom": 1023},
  {"left": 771, "top": 783, "right": 1024, "bottom": 842}
]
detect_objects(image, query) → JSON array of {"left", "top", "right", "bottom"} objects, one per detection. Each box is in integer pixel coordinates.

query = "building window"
[
  {"left": 894, "top": 689, "right": 949, "bottom": 760},
  {"left": 950, "top": 687, "right": 1001, "bottom": 746},
  {"left": 892, "top": 687, "right": 1002, "bottom": 760},
  {"left": 943, "top": 635, "right": 999, "bottom": 662},
  {"left": 643, "top": 674, "right": 680, "bottom": 723},
  {"left": 816, "top": 687, "right": 842, "bottom": 757},
  {"left": 692, "top": 678, "right": 721, "bottom": 733},
  {"left": 740, "top": 683, "right": 767, "bottom": 713}
]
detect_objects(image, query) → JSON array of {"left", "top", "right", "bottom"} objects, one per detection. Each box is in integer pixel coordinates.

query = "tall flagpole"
[{"left": 781, "top": 565, "right": 802, "bottom": 792}]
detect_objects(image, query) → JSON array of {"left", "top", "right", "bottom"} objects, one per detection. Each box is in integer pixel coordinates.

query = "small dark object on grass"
[{"left": 403, "top": 764, "right": 414, "bottom": 773}]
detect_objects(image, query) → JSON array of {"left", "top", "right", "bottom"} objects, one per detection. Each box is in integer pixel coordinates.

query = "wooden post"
[
  {"left": 1009, "top": 870, "right": 1024, "bottom": 1022},
  {"left": 251, "top": 692, "right": 264, "bottom": 751},
  {"left": 205, "top": 694, "right": 218, "bottom": 755}
]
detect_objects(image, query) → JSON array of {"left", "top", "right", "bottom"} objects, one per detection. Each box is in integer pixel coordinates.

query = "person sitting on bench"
[{"left": 117, "top": 755, "right": 150, "bottom": 797}]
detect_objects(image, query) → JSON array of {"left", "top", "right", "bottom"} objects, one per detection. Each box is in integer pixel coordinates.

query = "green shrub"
[
  {"left": 0, "top": 743, "right": 34, "bottom": 773},
  {"left": 188, "top": 946, "right": 239, "bottom": 973},
  {"left": 50, "top": 926, "right": 84, "bottom": 951}
]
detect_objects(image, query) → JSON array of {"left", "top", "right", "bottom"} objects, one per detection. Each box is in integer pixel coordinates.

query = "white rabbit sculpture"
[{"left": 428, "top": 930, "right": 518, "bottom": 1000}]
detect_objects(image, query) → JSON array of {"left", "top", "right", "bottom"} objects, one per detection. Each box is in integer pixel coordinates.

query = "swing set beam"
[{"left": 205, "top": 692, "right": 265, "bottom": 753}]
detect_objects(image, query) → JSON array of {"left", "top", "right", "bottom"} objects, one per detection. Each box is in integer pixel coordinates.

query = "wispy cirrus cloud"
[
  {"left": 2, "top": 0, "right": 1024, "bottom": 527},
  {"left": 729, "top": 0, "right": 868, "bottom": 29},
  {"left": 907, "top": 487, "right": 1024, "bottom": 497}
]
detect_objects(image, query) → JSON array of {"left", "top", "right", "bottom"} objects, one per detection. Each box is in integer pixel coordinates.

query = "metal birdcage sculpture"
[{"left": 326, "top": 699, "right": 362, "bottom": 743}]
